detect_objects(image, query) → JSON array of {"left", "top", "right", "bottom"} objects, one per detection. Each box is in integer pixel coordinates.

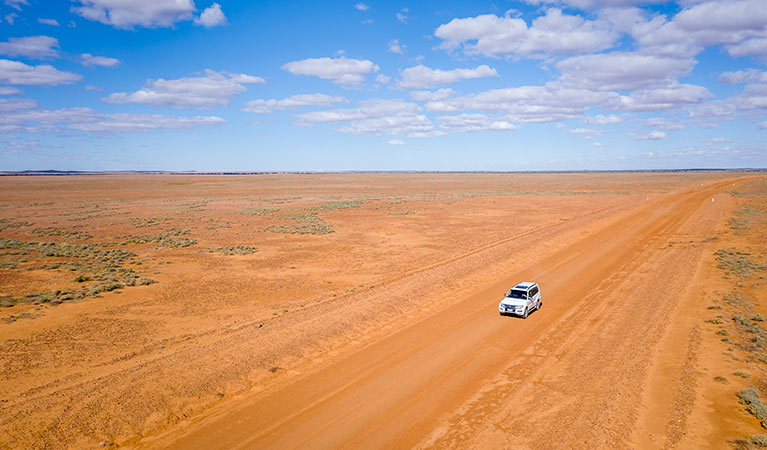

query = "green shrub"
[{"left": 737, "top": 389, "right": 767, "bottom": 428}]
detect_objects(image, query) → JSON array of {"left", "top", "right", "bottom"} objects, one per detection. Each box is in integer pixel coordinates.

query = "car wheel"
[
  {"left": 522, "top": 307, "right": 529, "bottom": 319},
  {"left": 537, "top": 300, "right": 542, "bottom": 310}
]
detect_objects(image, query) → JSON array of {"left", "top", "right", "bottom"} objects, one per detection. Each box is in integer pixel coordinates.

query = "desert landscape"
[{"left": 0, "top": 171, "right": 763, "bottom": 449}]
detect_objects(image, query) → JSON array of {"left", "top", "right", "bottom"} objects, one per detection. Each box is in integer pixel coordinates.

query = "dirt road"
[{"left": 151, "top": 179, "right": 749, "bottom": 449}]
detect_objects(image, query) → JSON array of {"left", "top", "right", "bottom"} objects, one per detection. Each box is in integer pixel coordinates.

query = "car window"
[{"left": 530, "top": 286, "right": 538, "bottom": 296}]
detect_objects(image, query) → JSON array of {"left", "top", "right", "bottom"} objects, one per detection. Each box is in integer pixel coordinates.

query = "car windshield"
[{"left": 506, "top": 289, "right": 527, "bottom": 299}]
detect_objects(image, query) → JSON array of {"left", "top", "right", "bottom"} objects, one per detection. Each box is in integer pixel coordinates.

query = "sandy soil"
[{"left": 0, "top": 172, "right": 763, "bottom": 449}]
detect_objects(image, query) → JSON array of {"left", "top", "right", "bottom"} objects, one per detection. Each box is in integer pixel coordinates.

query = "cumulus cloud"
[
  {"left": 620, "top": 0, "right": 767, "bottom": 59},
  {"left": 38, "top": 18, "right": 60, "bottom": 26},
  {"left": 0, "top": 86, "right": 22, "bottom": 95},
  {"left": 298, "top": 98, "right": 439, "bottom": 137},
  {"left": 645, "top": 117, "right": 683, "bottom": 130},
  {"left": 194, "top": 2, "right": 227, "bottom": 28},
  {"left": 388, "top": 39, "right": 405, "bottom": 55},
  {"left": 282, "top": 56, "right": 379, "bottom": 88},
  {"left": 425, "top": 83, "right": 617, "bottom": 123},
  {"left": 569, "top": 127, "right": 600, "bottom": 135},
  {"left": 527, "top": 0, "right": 665, "bottom": 8},
  {"left": 0, "top": 97, "right": 36, "bottom": 111},
  {"left": 606, "top": 82, "right": 711, "bottom": 111},
  {"left": 435, "top": 9, "right": 616, "bottom": 58},
  {"left": 387, "top": 139, "right": 404, "bottom": 145},
  {"left": 584, "top": 114, "right": 622, "bottom": 124},
  {"left": 0, "top": 98, "right": 224, "bottom": 134},
  {"left": 72, "top": 0, "right": 196, "bottom": 29},
  {"left": 409, "top": 88, "right": 456, "bottom": 102},
  {"left": 644, "top": 130, "right": 667, "bottom": 140},
  {"left": 0, "top": 59, "right": 81, "bottom": 86},
  {"left": 102, "top": 69, "right": 264, "bottom": 109},
  {"left": 437, "top": 114, "right": 518, "bottom": 133},
  {"left": 4, "top": 0, "right": 28, "bottom": 11},
  {"left": 397, "top": 7, "right": 408, "bottom": 24},
  {"left": 69, "top": 113, "right": 224, "bottom": 132},
  {"left": 726, "top": 38, "right": 767, "bottom": 60},
  {"left": 557, "top": 52, "right": 695, "bottom": 91},
  {"left": 398, "top": 64, "right": 498, "bottom": 89},
  {"left": 718, "top": 69, "right": 765, "bottom": 85},
  {"left": 0, "top": 36, "right": 60, "bottom": 59},
  {"left": 243, "top": 93, "right": 348, "bottom": 113},
  {"left": 81, "top": 53, "right": 120, "bottom": 67},
  {"left": 376, "top": 74, "right": 392, "bottom": 84},
  {"left": 354, "top": 3, "right": 369, "bottom": 11}
]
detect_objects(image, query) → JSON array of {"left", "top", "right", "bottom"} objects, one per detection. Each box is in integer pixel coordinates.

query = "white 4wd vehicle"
[{"left": 498, "top": 282, "right": 542, "bottom": 318}]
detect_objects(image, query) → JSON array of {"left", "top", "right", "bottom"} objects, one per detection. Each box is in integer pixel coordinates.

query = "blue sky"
[{"left": 0, "top": 0, "right": 765, "bottom": 171}]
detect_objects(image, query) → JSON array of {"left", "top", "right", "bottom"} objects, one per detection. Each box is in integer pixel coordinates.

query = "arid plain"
[{"left": 0, "top": 172, "right": 765, "bottom": 449}]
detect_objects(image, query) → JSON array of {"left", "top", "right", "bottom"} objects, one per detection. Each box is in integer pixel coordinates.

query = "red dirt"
[{"left": 0, "top": 172, "right": 764, "bottom": 449}]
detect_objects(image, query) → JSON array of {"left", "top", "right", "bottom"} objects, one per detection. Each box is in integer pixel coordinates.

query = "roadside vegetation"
[{"left": 702, "top": 178, "right": 767, "bottom": 449}]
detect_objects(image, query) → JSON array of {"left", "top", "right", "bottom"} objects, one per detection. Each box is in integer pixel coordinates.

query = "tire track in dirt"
[
  {"left": 153, "top": 179, "right": 756, "bottom": 449},
  {"left": 0, "top": 186, "right": 636, "bottom": 449}
]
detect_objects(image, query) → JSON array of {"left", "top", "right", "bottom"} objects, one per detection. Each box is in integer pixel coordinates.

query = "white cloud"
[
  {"left": 410, "top": 88, "right": 456, "bottom": 102},
  {"left": 759, "top": 121, "right": 767, "bottom": 129},
  {"left": 397, "top": 8, "right": 408, "bottom": 24},
  {"left": 0, "top": 86, "right": 22, "bottom": 95},
  {"left": 388, "top": 39, "right": 405, "bottom": 55},
  {"left": 0, "top": 36, "right": 60, "bottom": 59},
  {"left": 584, "top": 114, "right": 622, "bottom": 124},
  {"left": 387, "top": 139, "right": 404, "bottom": 145},
  {"left": 557, "top": 52, "right": 695, "bottom": 91},
  {"left": 5, "top": 13, "right": 18, "bottom": 25},
  {"left": 0, "top": 99, "right": 225, "bottom": 134},
  {"left": 0, "top": 59, "right": 81, "bottom": 86},
  {"left": 425, "top": 83, "right": 617, "bottom": 123},
  {"left": 569, "top": 127, "right": 599, "bottom": 135},
  {"left": 72, "top": 0, "right": 196, "bottom": 29},
  {"left": 726, "top": 38, "right": 767, "bottom": 60},
  {"left": 594, "top": 142, "right": 603, "bottom": 147},
  {"left": 398, "top": 64, "right": 498, "bottom": 89},
  {"left": 300, "top": 98, "right": 420, "bottom": 123},
  {"left": 282, "top": 56, "right": 379, "bottom": 88},
  {"left": 85, "top": 85, "right": 102, "bottom": 91},
  {"left": 718, "top": 69, "right": 765, "bottom": 85},
  {"left": 527, "top": 0, "right": 665, "bottom": 8},
  {"left": 686, "top": 99, "right": 737, "bottom": 121},
  {"left": 437, "top": 113, "right": 518, "bottom": 133},
  {"left": 354, "top": 3, "right": 369, "bottom": 11},
  {"left": 194, "top": 2, "right": 227, "bottom": 28},
  {"left": 38, "top": 18, "right": 60, "bottom": 26},
  {"left": 69, "top": 113, "right": 224, "bottom": 133},
  {"left": 4, "top": 0, "right": 28, "bottom": 11},
  {"left": 645, "top": 117, "right": 683, "bottom": 130},
  {"left": 103, "top": 69, "right": 264, "bottom": 109},
  {"left": 376, "top": 74, "right": 392, "bottom": 84},
  {"left": 243, "top": 93, "right": 348, "bottom": 113},
  {"left": 621, "top": 0, "right": 767, "bottom": 60},
  {"left": 298, "top": 98, "right": 438, "bottom": 138},
  {"left": 735, "top": 80, "right": 767, "bottom": 110},
  {"left": 644, "top": 130, "right": 667, "bottom": 140},
  {"left": 0, "top": 97, "right": 36, "bottom": 111},
  {"left": 435, "top": 9, "right": 616, "bottom": 58},
  {"left": 606, "top": 82, "right": 711, "bottom": 111},
  {"left": 81, "top": 53, "right": 120, "bottom": 67}
]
